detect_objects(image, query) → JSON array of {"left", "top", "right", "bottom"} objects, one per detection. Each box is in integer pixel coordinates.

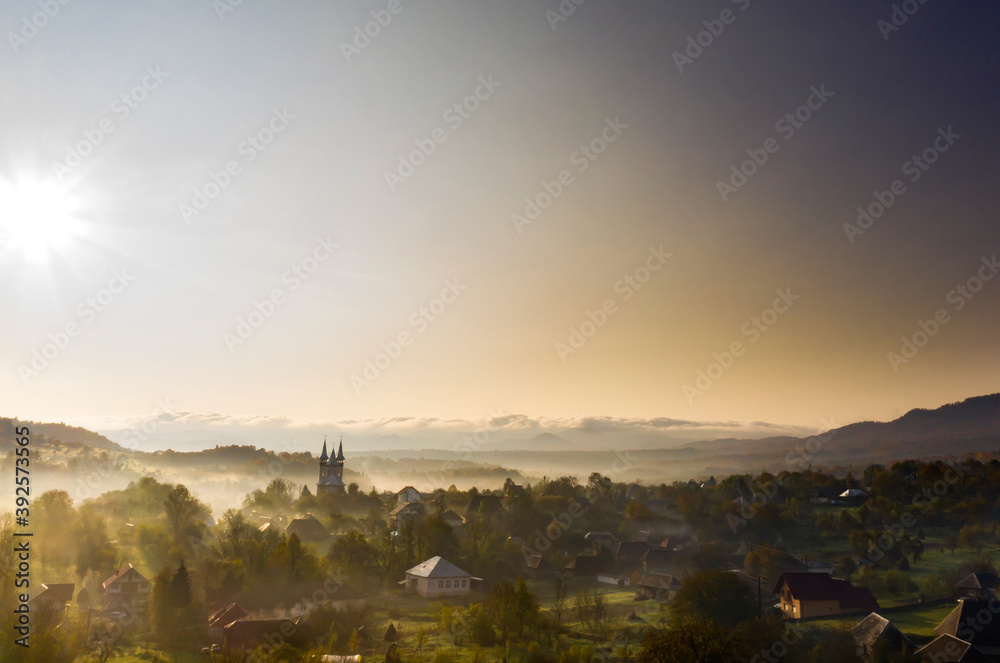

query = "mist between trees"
[{"left": 5, "top": 440, "right": 1000, "bottom": 662}]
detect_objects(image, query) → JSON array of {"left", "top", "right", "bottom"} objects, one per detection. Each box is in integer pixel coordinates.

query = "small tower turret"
[{"left": 334, "top": 437, "right": 345, "bottom": 482}]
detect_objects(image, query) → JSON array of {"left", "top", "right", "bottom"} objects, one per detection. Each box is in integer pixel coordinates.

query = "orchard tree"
[
  {"left": 328, "top": 531, "right": 372, "bottom": 571},
  {"left": 638, "top": 621, "right": 736, "bottom": 663},
  {"left": 669, "top": 569, "right": 757, "bottom": 629}
]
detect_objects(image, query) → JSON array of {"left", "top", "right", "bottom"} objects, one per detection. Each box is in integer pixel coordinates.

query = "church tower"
[
  {"left": 317, "top": 436, "right": 346, "bottom": 495},
  {"left": 334, "top": 437, "right": 345, "bottom": 482}
]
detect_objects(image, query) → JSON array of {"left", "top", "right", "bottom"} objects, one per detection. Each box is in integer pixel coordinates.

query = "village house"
[
  {"left": 613, "top": 540, "right": 651, "bottom": 567},
  {"left": 523, "top": 554, "right": 553, "bottom": 578},
  {"left": 502, "top": 484, "right": 526, "bottom": 509},
  {"left": 402, "top": 557, "right": 478, "bottom": 597},
  {"left": 505, "top": 483, "right": 526, "bottom": 498},
  {"left": 441, "top": 509, "right": 464, "bottom": 528},
  {"left": 925, "top": 597, "right": 1000, "bottom": 659},
  {"left": 851, "top": 613, "right": 914, "bottom": 663},
  {"left": 391, "top": 501, "right": 425, "bottom": 528},
  {"left": 285, "top": 515, "right": 328, "bottom": 541},
  {"left": 208, "top": 603, "right": 249, "bottom": 642},
  {"left": 836, "top": 488, "right": 869, "bottom": 507},
  {"left": 915, "top": 633, "right": 994, "bottom": 662},
  {"left": 102, "top": 564, "right": 151, "bottom": 614},
  {"left": 584, "top": 531, "right": 618, "bottom": 550},
  {"left": 597, "top": 567, "right": 642, "bottom": 589},
  {"left": 395, "top": 486, "right": 421, "bottom": 505},
  {"left": 955, "top": 572, "right": 1000, "bottom": 599},
  {"left": 773, "top": 572, "right": 878, "bottom": 620},
  {"left": 636, "top": 573, "right": 681, "bottom": 601},
  {"left": 29, "top": 583, "right": 74, "bottom": 616},
  {"left": 463, "top": 494, "right": 503, "bottom": 520}
]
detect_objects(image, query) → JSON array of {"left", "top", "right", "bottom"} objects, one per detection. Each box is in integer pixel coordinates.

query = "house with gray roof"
[
  {"left": 851, "top": 612, "right": 914, "bottom": 662},
  {"left": 956, "top": 572, "right": 1000, "bottom": 599},
  {"left": 401, "top": 556, "right": 480, "bottom": 597}
]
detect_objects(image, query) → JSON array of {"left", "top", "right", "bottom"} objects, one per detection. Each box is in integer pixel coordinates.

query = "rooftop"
[
  {"left": 405, "top": 556, "right": 472, "bottom": 579},
  {"left": 956, "top": 572, "right": 1000, "bottom": 591},
  {"left": 851, "top": 612, "right": 913, "bottom": 651},
  {"left": 102, "top": 564, "right": 146, "bottom": 589}
]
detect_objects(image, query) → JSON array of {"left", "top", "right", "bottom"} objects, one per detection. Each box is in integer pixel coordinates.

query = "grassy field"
[
  {"left": 353, "top": 577, "right": 663, "bottom": 663},
  {"left": 98, "top": 650, "right": 200, "bottom": 663},
  {"left": 885, "top": 603, "right": 956, "bottom": 639},
  {"left": 805, "top": 601, "right": 955, "bottom": 644}
]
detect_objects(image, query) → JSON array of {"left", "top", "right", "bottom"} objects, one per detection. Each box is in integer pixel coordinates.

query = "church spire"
[
  {"left": 336, "top": 436, "right": 344, "bottom": 462},
  {"left": 320, "top": 436, "right": 329, "bottom": 462}
]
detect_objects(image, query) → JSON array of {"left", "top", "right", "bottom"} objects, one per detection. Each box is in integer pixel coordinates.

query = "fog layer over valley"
[{"left": 6, "top": 393, "right": 1000, "bottom": 515}]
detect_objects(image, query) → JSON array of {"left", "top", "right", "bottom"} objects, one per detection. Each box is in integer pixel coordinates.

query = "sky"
[{"left": 1, "top": 0, "right": 999, "bottom": 443}]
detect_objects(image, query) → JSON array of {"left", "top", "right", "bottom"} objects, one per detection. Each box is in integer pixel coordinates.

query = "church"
[{"left": 317, "top": 436, "right": 346, "bottom": 494}]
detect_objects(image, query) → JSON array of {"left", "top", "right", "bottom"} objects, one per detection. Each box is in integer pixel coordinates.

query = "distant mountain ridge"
[
  {"left": 475, "top": 432, "right": 579, "bottom": 452},
  {"left": 0, "top": 418, "right": 123, "bottom": 453},
  {"left": 687, "top": 393, "right": 1000, "bottom": 463},
  {"left": 6, "top": 393, "right": 1000, "bottom": 486}
]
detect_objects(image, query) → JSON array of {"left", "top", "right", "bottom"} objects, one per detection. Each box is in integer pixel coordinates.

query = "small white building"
[
  {"left": 401, "top": 557, "right": 479, "bottom": 598},
  {"left": 396, "top": 486, "right": 422, "bottom": 505},
  {"left": 597, "top": 574, "right": 630, "bottom": 588}
]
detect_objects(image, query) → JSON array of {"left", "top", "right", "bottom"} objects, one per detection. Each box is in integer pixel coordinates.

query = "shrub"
[
  {"left": 136, "top": 652, "right": 170, "bottom": 663},
  {"left": 853, "top": 566, "right": 885, "bottom": 594},
  {"left": 885, "top": 570, "right": 917, "bottom": 595},
  {"left": 920, "top": 572, "right": 954, "bottom": 599},
  {"left": 557, "top": 645, "right": 586, "bottom": 663},
  {"left": 467, "top": 604, "right": 496, "bottom": 646},
  {"left": 525, "top": 642, "right": 555, "bottom": 663}
]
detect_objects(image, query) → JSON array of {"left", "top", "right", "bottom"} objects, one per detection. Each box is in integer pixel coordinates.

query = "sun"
[{"left": 0, "top": 178, "right": 83, "bottom": 261}]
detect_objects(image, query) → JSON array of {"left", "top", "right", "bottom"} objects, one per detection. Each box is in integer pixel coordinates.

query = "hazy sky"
[{"left": 1, "top": 0, "right": 998, "bottom": 433}]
